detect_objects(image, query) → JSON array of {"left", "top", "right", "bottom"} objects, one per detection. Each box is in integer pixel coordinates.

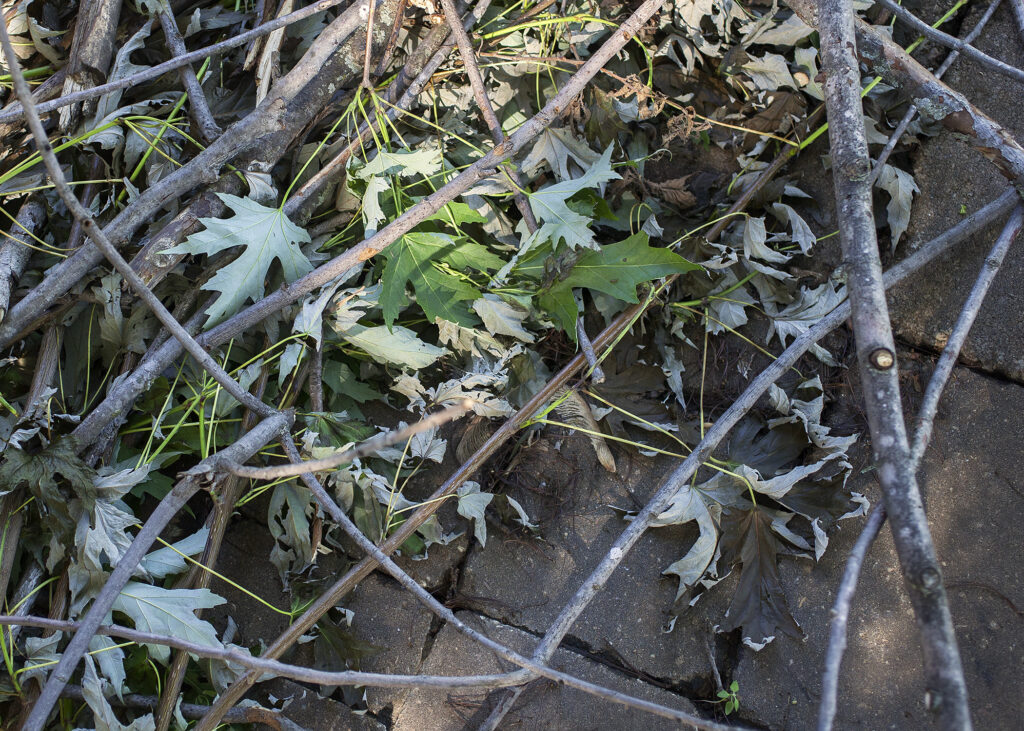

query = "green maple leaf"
[
  {"left": 380, "top": 231, "right": 502, "bottom": 327},
  {"left": 164, "top": 194, "right": 313, "bottom": 325},
  {"left": 521, "top": 144, "right": 620, "bottom": 251},
  {"left": 519, "top": 232, "right": 701, "bottom": 334}
]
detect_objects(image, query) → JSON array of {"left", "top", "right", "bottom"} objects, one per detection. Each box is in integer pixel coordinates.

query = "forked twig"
[
  {"left": 475, "top": 184, "right": 1019, "bottom": 729},
  {"left": 875, "top": 0, "right": 1024, "bottom": 83},
  {"left": 818, "top": 204, "right": 1024, "bottom": 730},
  {"left": 870, "top": 0, "right": 1002, "bottom": 182}
]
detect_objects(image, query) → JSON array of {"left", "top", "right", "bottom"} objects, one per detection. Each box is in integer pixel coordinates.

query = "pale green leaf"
[
  {"left": 139, "top": 527, "right": 209, "bottom": 580},
  {"left": 353, "top": 148, "right": 443, "bottom": 180},
  {"left": 457, "top": 482, "right": 493, "bottom": 546},
  {"left": 112, "top": 583, "right": 225, "bottom": 663},
  {"left": 341, "top": 324, "right": 447, "bottom": 369},
  {"left": 875, "top": 164, "right": 919, "bottom": 250},
  {"left": 521, "top": 144, "right": 620, "bottom": 251},
  {"left": 472, "top": 294, "right": 534, "bottom": 342},
  {"left": 164, "top": 194, "right": 313, "bottom": 325}
]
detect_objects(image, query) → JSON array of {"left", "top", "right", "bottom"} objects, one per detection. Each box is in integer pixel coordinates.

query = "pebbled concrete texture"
[{"left": 391, "top": 611, "right": 703, "bottom": 730}]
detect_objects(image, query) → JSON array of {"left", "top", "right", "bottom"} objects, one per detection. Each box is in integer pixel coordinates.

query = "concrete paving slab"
[
  {"left": 733, "top": 364, "right": 1024, "bottom": 729},
  {"left": 458, "top": 435, "right": 728, "bottom": 687},
  {"left": 888, "top": 4, "right": 1024, "bottom": 382},
  {"left": 393, "top": 611, "right": 703, "bottom": 730}
]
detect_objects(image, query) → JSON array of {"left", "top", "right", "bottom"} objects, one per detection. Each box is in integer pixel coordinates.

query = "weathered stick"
[
  {"left": 225, "top": 400, "right": 471, "bottom": 479},
  {"left": 20, "top": 412, "right": 292, "bottom": 730},
  {"left": 0, "top": 197, "right": 45, "bottom": 323},
  {"left": 157, "top": 7, "right": 223, "bottom": 144},
  {"left": 875, "top": 0, "right": 1024, "bottom": 83},
  {"left": 818, "top": 204, "right": 1023, "bottom": 731},
  {"left": 0, "top": 615, "right": 521, "bottom": 690},
  {"left": 58, "top": 0, "right": 121, "bottom": 132},
  {"left": 786, "top": 0, "right": 1024, "bottom": 189},
  {"left": 816, "top": 1, "right": 969, "bottom": 728}
]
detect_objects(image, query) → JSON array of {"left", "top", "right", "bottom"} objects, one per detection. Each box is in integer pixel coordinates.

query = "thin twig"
[
  {"left": 154, "top": 371, "right": 270, "bottom": 731},
  {"left": 816, "top": 1, "right": 970, "bottom": 728},
  {"left": 0, "top": 22, "right": 274, "bottom": 421},
  {"left": 157, "top": 8, "right": 223, "bottom": 145},
  {"left": 59, "top": 685, "right": 291, "bottom": 727},
  {"left": 817, "top": 504, "right": 887, "bottom": 731},
  {"left": 224, "top": 400, "right": 472, "bottom": 479},
  {"left": 20, "top": 413, "right": 292, "bottom": 731},
  {"left": 875, "top": 0, "right": 1024, "bottom": 83},
  {"left": 0, "top": 615, "right": 521, "bottom": 690},
  {"left": 283, "top": 0, "right": 494, "bottom": 223},
  {"left": 869, "top": 0, "right": 1003, "bottom": 182},
  {"left": 0, "top": 0, "right": 352, "bottom": 125},
  {"left": 910, "top": 206, "right": 1024, "bottom": 464}
]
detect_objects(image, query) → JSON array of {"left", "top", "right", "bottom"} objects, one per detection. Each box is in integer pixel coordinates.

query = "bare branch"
[
  {"left": 157, "top": 8, "right": 223, "bottom": 145},
  {"left": 787, "top": 0, "right": 1024, "bottom": 188},
  {"left": 58, "top": 0, "right": 120, "bottom": 132},
  {"left": 817, "top": 504, "right": 887, "bottom": 731},
  {"left": 224, "top": 399, "right": 472, "bottom": 479},
  {"left": 20, "top": 412, "right": 292, "bottom": 731},
  {"left": 439, "top": 0, "right": 539, "bottom": 231},
  {"left": 0, "top": 0, "right": 352, "bottom": 126},
  {"left": 1011, "top": 0, "right": 1024, "bottom": 45},
  {"left": 0, "top": 0, "right": 376, "bottom": 345},
  {"left": 0, "top": 615, "right": 522, "bottom": 690},
  {"left": 875, "top": 0, "right": 1024, "bottom": 83},
  {"left": 869, "top": 0, "right": 1003, "bottom": 182},
  {"left": 816, "top": 0, "right": 969, "bottom": 727}
]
